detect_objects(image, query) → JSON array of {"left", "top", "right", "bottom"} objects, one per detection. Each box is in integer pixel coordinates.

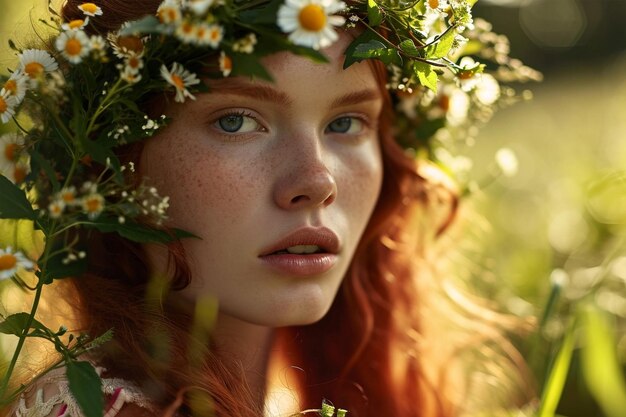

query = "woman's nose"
[{"left": 273, "top": 141, "right": 337, "bottom": 211}]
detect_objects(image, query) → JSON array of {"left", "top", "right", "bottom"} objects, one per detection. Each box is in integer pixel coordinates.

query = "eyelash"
[
  {"left": 211, "top": 110, "right": 265, "bottom": 135},
  {"left": 210, "top": 111, "right": 374, "bottom": 138}
]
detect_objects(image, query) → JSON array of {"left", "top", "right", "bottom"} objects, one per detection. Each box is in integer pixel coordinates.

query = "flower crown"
[{"left": 0, "top": 0, "right": 539, "bottom": 414}]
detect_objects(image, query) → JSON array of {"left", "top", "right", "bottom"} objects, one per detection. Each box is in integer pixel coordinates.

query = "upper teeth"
[{"left": 286, "top": 245, "right": 320, "bottom": 254}]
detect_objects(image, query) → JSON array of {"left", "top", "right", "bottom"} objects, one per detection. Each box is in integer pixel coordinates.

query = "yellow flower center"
[
  {"left": 429, "top": 0, "right": 439, "bottom": 8},
  {"left": 69, "top": 19, "right": 85, "bottom": 29},
  {"left": 221, "top": 55, "right": 232, "bottom": 72},
  {"left": 197, "top": 27, "right": 206, "bottom": 38},
  {"left": 4, "top": 80, "right": 17, "bottom": 96},
  {"left": 158, "top": 8, "right": 178, "bottom": 23},
  {"left": 80, "top": 3, "right": 99, "bottom": 14},
  {"left": 171, "top": 74, "right": 185, "bottom": 90},
  {"left": 118, "top": 36, "right": 144, "bottom": 54},
  {"left": 85, "top": 197, "right": 102, "bottom": 212},
  {"left": 128, "top": 56, "right": 140, "bottom": 68},
  {"left": 210, "top": 29, "right": 220, "bottom": 40},
  {"left": 0, "top": 97, "right": 7, "bottom": 113},
  {"left": 13, "top": 166, "right": 27, "bottom": 184},
  {"left": 0, "top": 254, "right": 17, "bottom": 272},
  {"left": 182, "top": 22, "right": 194, "bottom": 34},
  {"left": 65, "top": 38, "right": 83, "bottom": 56},
  {"left": 298, "top": 4, "right": 326, "bottom": 32},
  {"left": 4, "top": 143, "right": 17, "bottom": 162},
  {"left": 24, "top": 62, "right": 45, "bottom": 78},
  {"left": 50, "top": 203, "right": 62, "bottom": 215},
  {"left": 62, "top": 192, "right": 75, "bottom": 203}
]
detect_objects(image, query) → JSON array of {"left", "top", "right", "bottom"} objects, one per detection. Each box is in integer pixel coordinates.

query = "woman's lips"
[
  {"left": 258, "top": 253, "right": 337, "bottom": 276},
  {"left": 258, "top": 227, "right": 340, "bottom": 276}
]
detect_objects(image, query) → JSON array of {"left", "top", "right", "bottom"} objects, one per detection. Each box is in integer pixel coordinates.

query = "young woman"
[{"left": 0, "top": 1, "right": 531, "bottom": 416}]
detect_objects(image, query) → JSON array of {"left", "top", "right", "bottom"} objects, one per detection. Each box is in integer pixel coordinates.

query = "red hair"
[{"left": 51, "top": 1, "right": 507, "bottom": 416}]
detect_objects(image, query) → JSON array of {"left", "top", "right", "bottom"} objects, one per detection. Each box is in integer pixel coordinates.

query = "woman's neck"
[{"left": 212, "top": 314, "right": 275, "bottom": 407}]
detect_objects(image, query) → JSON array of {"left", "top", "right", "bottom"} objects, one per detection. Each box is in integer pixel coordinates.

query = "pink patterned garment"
[{"left": 12, "top": 368, "right": 155, "bottom": 417}]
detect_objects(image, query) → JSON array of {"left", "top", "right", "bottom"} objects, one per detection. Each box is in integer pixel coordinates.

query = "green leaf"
[
  {"left": 231, "top": 53, "right": 274, "bottom": 81},
  {"left": 40, "top": 250, "right": 88, "bottom": 283},
  {"left": 0, "top": 313, "right": 46, "bottom": 337},
  {"left": 30, "top": 151, "right": 60, "bottom": 192},
  {"left": 367, "top": 0, "right": 383, "bottom": 27},
  {"left": 413, "top": 117, "right": 446, "bottom": 145},
  {"left": 537, "top": 320, "right": 576, "bottom": 417},
  {"left": 237, "top": 0, "right": 283, "bottom": 24},
  {"left": 84, "top": 329, "right": 114, "bottom": 350},
  {"left": 352, "top": 40, "right": 402, "bottom": 66},
  {"left": 119, "top": 15, "right": 164, "bottom": 36},
  {"left": 344, "top": 30, "right": 379, "bottom": 69},
  {"left": 413, "top": 61, "right": 438, "bottom": 92},
  {"left": 580, "top": 306, "right": 626, "bottom": 417},
  {"left": 66, "top": 360, "right": 103, "bottom": 417},
  {"left": 0, "top": 175, "right": 37, "bottom": 220},
  {"left": 88, "top": 217, "right": 194, "bottom": 243},
  {"left": 82, "top": 139, "right": 117, "bottom": 168},
  {"left": 399, "top": 39, "right": 420, "bottom": 56},
  {"left": 425, "top": 28, "right": 456, "bottom": 59}
]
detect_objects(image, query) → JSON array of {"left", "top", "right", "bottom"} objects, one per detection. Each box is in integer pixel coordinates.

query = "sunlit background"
[{"left": 1, "top": 0, "right": 625, "bottom": 416}]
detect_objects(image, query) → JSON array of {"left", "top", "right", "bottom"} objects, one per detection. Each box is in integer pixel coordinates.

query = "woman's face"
[{"left": 141, "top": 34, "right": 383, "bottom": 327}]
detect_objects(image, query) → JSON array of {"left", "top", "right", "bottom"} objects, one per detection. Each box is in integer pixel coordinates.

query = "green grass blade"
[
  {"left": 537, "top": 320, "right": 576, "bottom": 417},
  {"left": 580, "top": 305, "right": 626, "bottom": 417}
]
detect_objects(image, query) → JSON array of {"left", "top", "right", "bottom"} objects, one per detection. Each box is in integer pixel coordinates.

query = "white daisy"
[
  {"left": 0, "top": 132, "right": 25, "bottom": 172},
  {"left": 61, "top": 17, "right": 90, "bottom": 31},
  {"left": 57, "top": 186, "right": 79, "bottom": 206},
  {"left": 0, "top": 247, "right": 34, "bottom": 281},
  {"left": 78, "top": 2, "right": 103, "bottom": 17},
  {"left": 8, "top": 163, "right": 29, "bottom": 184},
  {"left": 185, "top": 0, "right": 216, "bottom": 16},
  {"left": 82, "top": 193, "right": 105, "bottom": 219},
  {"left": 108, "top": 32, "right": 145, "bottom": 58},
  {"left": 175, "top": 20, "right": 198, "bottom": 44},
  {"left": 427, "top": 0, "right": 449, "bottom": 10},
  {"left": 193, "top": 22, "right": 211, "bottom": 46},
  {"left": 0, "top": 91, "right": 16, "bottom": 124},
  {"left": 1, "top": 72, "right": 29, "bottom": 104},
  {"left": 219, "top": 51, "right": 232, "bottom": 77},
  {"left": 198, "top": 24, "right": 223, "bottom": 48},
  {"left": 232, "top": 33, "right": 257, "bottom": 54},
  {"left": 56, "top": 30, "right": 92, "bottom": 64},
  {"left": 161, "top": 62, "right": 200, "bottom": 102},
  {"left": 18, "top": 49, "right": 59, "bottom": 80},
  {"left": 122, "top": 53, "right": 144, "bottom": 74},
  {"left": 90, "top": 35, "right": 107, "bottom": 51},
  {"left": 157, "top": 0, "right": 182, "bottom": 23},
  {"left": 277, "top": 0, "right": 347, "bottom": 50},
  {"left": 48, "top": 199, "right": 66, "bottom": 218},
  {"left": 120, "top": 66, "right": 143, "bottom": 84}
]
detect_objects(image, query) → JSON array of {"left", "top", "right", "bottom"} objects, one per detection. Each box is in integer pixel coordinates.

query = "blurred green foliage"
[{"left": 466, "top": 54, "right": 626, "bottom": 416}]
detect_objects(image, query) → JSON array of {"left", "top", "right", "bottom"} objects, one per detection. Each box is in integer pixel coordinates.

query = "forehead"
[{"left": 207, "top": 31, "right": 381, "bottom": 98}]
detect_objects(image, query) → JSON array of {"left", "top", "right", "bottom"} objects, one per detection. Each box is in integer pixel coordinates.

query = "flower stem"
[
  {"left": 0, "top": 281, "right": 45, "bottom": 397},
  {"left": 0, "top": 230, "right": 56, "bottom": 399}
]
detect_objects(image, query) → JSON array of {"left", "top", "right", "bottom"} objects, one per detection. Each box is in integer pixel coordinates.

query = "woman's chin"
[{"left": 223, "top": 290, "right": 335, "bottom": 328}]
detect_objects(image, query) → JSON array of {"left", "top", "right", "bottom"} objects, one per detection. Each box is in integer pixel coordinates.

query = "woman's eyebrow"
[
  {"left": 331, "top": 89, "right": 382, "bottom": 108},
  {"left": 209, "top": 83, "right": 292, "bottom": 106}
]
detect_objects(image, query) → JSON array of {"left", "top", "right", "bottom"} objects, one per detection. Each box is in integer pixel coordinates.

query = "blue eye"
[
  {"left": 327, "top": 117, "right": 363, "bottom": 134},
  {"left": 216, "top": 112, "right": 261, "bottom": 133}
]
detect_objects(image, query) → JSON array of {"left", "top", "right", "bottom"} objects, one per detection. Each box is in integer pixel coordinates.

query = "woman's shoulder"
[{"left": 10, "top": 366, "right": 157, "bottom": 417}]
